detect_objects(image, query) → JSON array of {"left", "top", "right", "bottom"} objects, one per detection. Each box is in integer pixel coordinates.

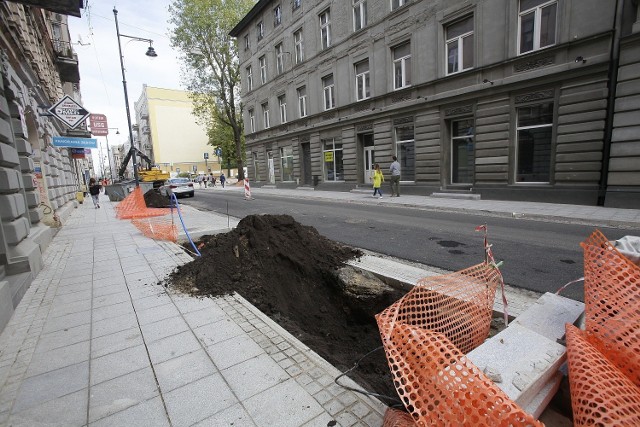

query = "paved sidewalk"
[{"left": 0, "top": 195, "right": 385, "bottom": 426}]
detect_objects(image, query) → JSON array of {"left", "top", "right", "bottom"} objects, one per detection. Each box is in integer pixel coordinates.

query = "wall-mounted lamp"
[
  {"left": 575, "top": 56, "right": 587, "bottom": 64},
  {"left": 483, "top": 79, "right": 494, "bottom": 85}
]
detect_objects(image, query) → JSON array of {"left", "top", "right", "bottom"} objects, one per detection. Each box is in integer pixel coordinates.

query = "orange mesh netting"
[
  {"left": 564, "top": 230, "right": 640, "bottom": 425},
  {"left": 131, "top": 215, "right": 177, "bottom": 242},
  {"left": 376, "top": 263, "right": 542, "bottom": 426},
  {"left": 115, "top": 187, "right": 170, "bottom": 219},
  {"left": 565, "top": 325, "right": 640, "bottom": 426}
]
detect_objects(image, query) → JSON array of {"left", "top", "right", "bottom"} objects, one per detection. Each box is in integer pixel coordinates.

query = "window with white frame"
[
  {"left": 244, "top": 34, "right": 250, "bottom": 51},
  {"left": 278, "top": 95, "right": 287, "bottom": 124},
  {"left": 451, "top": 119, "right": 474, "bottom": 184},
  {"left": 519, "top": 0, "right": 557, "bottom": 54},
  {"left": 280, "top": 147, "right": 294, "bottom": 181},
  {"left": 393, "top": 42, "right": 411, "bottom": 90},
  {"left": 355, "top": 60, "right": 370, "bottom": 101},
  {"left": 274, "top": 5, "right": 282, "bottom": 26},
  {"left": 322, "top": 74, "right": 335, "bottom": 110},
  {"left": 252, "top": 152, "right": 260, "bottom": 181},
  {"left": 294, "top": 29, "right": 304, "bottom": 64},
  {"left": 246, "top": 66, "right": 253, "bottom": 91},
  {"left": 516, "top": 102, "right": 553, "bottom": 182},
  {"left": 446, "top": 16, "right": 474, "bottom": 75},
  {"left": 297, "top": 86, "right": 307, "bottom": 117},
  {"left": 293, "top": 0, "right": 301, "bottom": 10},
  {"left": 262, "top": 102, "right": 270, "bottom": 129},
  {"left": 275, "top": 43, "right": 284, "bottom": 75},
  {"left": 353, "top": 0, "right": 367, "bottom": 31},
  {"left": 323, "top": 139, "right": 344, "bottom": 181},
  {"left": 248, "top": 108, "right": 255, "bottom": 133},
  {"left": 259, "top": 56, "right": 267, "bottom": 84},
  {"left": 395, "top": 123, "right": 415, "bottom": 181},
  {"left": 320, "top": 10, "right": 331, "bottom": 50},
  {"left": 257, "top": 21, "right": 264, "bottom": 41},
  {"left": 391, "top": 0, "right": 408, "bottom": 11}
]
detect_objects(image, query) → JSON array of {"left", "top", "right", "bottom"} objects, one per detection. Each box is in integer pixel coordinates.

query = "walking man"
[{"left": 389, "top": 155, "right": 401, "bottom": 197}]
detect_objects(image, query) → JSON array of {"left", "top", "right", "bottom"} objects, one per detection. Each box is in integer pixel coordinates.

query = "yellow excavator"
[{"left": 118, "top": 147, "right": 169, "bottom": 187}]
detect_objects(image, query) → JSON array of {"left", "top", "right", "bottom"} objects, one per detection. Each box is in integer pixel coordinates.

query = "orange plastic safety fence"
[
  {"left": 131, "top": 215, "right": 177, "bottom": 242},
  {"left": 115, "top": 187, "right": 171, "bottom": 219},
  {"left": 376, "top": 263, "right": 542, "bottom": 426},
  {"left": 565, "top": 324, "right": 640, "bottom": 426},
  {"left": 580, "top": 230, "right": 640, "bottom": 386}
]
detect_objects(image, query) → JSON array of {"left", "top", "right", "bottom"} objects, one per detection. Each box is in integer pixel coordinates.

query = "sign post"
[
  {"left": 204, "top": 152, "right": 208, "bottom": 168},
  {"left": 48, "top": 95, "right": 90, "bottom": 129}
]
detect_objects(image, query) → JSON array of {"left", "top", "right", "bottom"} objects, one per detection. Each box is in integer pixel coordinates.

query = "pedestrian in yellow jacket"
[{"left": 371, "top": 163, "right": 384, "bottom": 198}]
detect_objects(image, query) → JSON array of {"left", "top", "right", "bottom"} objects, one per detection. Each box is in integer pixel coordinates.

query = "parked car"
[{"left": 159, "top": 177, "right": 194, "bottom": 198}]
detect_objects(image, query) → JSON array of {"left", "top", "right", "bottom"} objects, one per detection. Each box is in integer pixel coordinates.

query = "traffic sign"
[
  {"left": 89, "top": 114, "right": 109, "bottom": 136},
  {"left": 48, "top": 95, "right": 90, "bottom": 129}
]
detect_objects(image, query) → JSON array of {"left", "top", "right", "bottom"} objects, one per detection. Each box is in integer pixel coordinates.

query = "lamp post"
[{"left": 113, "top": 7, "right": 157, "bottom": 187}]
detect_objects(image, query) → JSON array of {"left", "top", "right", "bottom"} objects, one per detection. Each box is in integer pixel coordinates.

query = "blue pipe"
[{"left": 170, "top": 193, "right": 201, "bottom": 257}]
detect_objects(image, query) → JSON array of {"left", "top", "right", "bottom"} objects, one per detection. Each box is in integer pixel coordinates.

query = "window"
[
  {"left": 252, "top": 152, "right": 260, "bottom": 181},
  {"left": 244, "top": 34, "right": 250, "bottom": 51},
  {"left": 280, "top": 147, "right": 294, "bottom": 181},
  {"left": 353, "top": 0, "right": 367, "bottom": 31},
  {"left": 446, "top": 16, "right": 474, "bottom": 75},
  {"left": 320, "top": 10, "right": 331, "bottom": 50},
  {"left": 519, "top": 0, "right": 557, "bottom": 54},
  {"left": 395, "top": 123, "right": 415, "bottom": 181},
  {"left": 293, "top": 0, "right": 301, "bottom": 10},
  {"left": 259, "top": 56, "right": 267, "bottom": 84},
  {"left": 323, "top": 139, "right": 344, "bottom": 181},
  {"left": 393, "top": 42, "right": 411, "bottom": 90},
  {"left": 262, "top": 102, "right": 270, "bottom": 129},
  {"left": 257, "top": 21, "right": 264, "bottom": 41},
  {"left": 248, "top": 108, "right": 255, "bottom": 133},
  {"left": 278, "top": 95, "right": 287, "bottom": 124},
  {"left": 322, "top": 74, "right": 335, "bottom": 110},
  {"left": 391, "top": 0, "right": 408, "bottom": 11},
  {"left": 516, "top": 102, "right": 553, "bottom": 182},
  {"left": 355, "top": 60, "right": 370, "bottom": 101},
  {"left": 275, "top": 43, "right": 284, "bottom": 75},
  {"left": 246, "top": 66, "right": 253, "bottom": 91},
  {"left": 297, "top": 86, "right": 307, "bottom": 118},
  {"left": 274, "top": 5, "right": 282, "bottom": 26},
  {"left": 294, "top": 29, "right": 304, "bottom": 64},
  {"left": 451, "top": 119, "right": 474, "bottom": 184}
]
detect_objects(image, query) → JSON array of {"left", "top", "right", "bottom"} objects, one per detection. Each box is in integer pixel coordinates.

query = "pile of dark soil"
[
  {"left": 167, "top": 214, "right": 406, "bottom": 400},
  {"left": 144, "top": 189, "right": 171, "bottom": 208}
]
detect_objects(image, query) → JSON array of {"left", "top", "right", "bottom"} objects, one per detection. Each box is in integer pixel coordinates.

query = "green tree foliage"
[{"left": 169, "top": 0, "right": 255, "bottom": 180}]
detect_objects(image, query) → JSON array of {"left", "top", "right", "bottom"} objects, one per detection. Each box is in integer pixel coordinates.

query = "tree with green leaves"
[{"left": 169, "top": 0, "right": 255, "bottom": 180}]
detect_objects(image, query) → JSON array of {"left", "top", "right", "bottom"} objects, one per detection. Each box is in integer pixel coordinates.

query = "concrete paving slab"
[
  {"left": 222, "top": 353, "right": 290, "bottom": 401},
  {"left": 135, "top": 301, "right": 181, "bottom": 326},
  {"left": 208, "top": 334, "right": 266, "bottom": 370},
  {"left": 193, "top": 402, "right": 257, "bottom": 427},
  {"left": 147, "top": 330, "right": 202, "bottom": 365},
  {"left": 33, "top": 322, "right": 90, "bottom": 353},
  {"left": 513, "top": 292, "right": 584, "bottom": 342},
  {"left": 9, "top": 388, "right": 87, "bottom": 427},
  {"left": 193, "top": 318, "right": 245, "bottom": 346},
  {"left": 182, "top": 305, "right": 229, "bottom": 328},
  {"left": 91, "top": 313, "right": 139, "bottom": 339},
  {"left": 139, "top": 315, "right": 190, "bottom": 344},
  {"left": 25, "top": 340, "right": 89, "bottom": 378},
  {"left": 90, "top": 345, "right": 151, "bottom": 386},
  {"left": 154, "top": 349, "right": 217, "bottom": 393},
  {"left": 89, "top": 396, "right": 170, "bottom": 427},
  {"left": 90, "top": 327, "right": 143, "bottom": 358}
]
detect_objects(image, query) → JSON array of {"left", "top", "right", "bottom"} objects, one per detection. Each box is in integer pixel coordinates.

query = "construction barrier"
[
  {"left": 565, "top": 230, "right": 640, "bottom": 425},
  {"left": 244, "top": 178, "right": 252, "bottom": 200},
  {"left": 115, "top": 187, "right": 170, "bottom": 219},
  {"left": 376, "top": 263, "right": 542, "bottom": 426},
  {"left": 131, "top": 215, "right": 177, "bottom": 243}
]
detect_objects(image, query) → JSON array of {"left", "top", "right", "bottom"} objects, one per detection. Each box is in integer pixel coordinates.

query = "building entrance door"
[
  {"left": 301, "top": 143, "right": 312, "bottom": 185},
  {"left": 267, "top": 151, "right": 275, "bottom": 184},
  {"left": 361, "top": 134, "right": 374, "bottom": 184}
]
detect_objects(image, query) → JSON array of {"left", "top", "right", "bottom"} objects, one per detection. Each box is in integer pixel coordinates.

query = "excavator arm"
[{"left": 117, "top": 147, "right": 153, "bottom": 179}]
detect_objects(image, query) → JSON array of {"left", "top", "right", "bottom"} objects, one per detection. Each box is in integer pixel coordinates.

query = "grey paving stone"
[
  {"left": 52, "top": 289, "right": 92, "bottom": 305},
  {"left": 139, "top": 315, "right": 190, "bottom": 343},
  {"left": 336, "top": 410, "right": 359, "bottom": 426},
  {"left": 129, "top": 284, "right": 164, "bottom": 300},
  {"left": 221, "top": 353, "right": 290, "bottom": 401},
  {"left": 147, "top": 330, "right": 202, "bottom": 365},
  {"left": 193, "top": 403, "right": 257, "bottom": 427},
  {"left": 92, "top": 300, "right": 134, "bottom": 322},
  {"left": 9, "top": 388, "right": 87, "bottom": 427},
  {"left": 207, "top": 334, "right": 265, "bottom": 370},
  {"left": 58, "top": 274, "right": 93, "bottom": 287},
  {"left": 302, "top": 412, "right": 337, "bottom": 427},
  {"left": 34, "top": 323, "right": 90, "bottom": 353},
  {"left": 12, "top": 361, "right": 88, "bottom": 413},
  {"left": 244, "top": 378, "right": 325, "bottom": 427},
  {"left": 92, "top": 313, "right": 139, "bottom": 339},
  {"left": 154, "top": 349, "right": 216, "bottom": 393},
  {"left": 92, "top": 291, "right": 131, "bottom": 309},
  {"left": 91, "top": 327, "right": 143, "bottom": 358},
  {"left": 92, "top": 282, "right": 128, "bottom": 298},
  {"left": 171, "top": 294, "right": 221, "bottom": 314},
  {"left": 183, "top": 305, "right": 229, "bottom": 329},
  {"left": 131, "top": 293, "right": 172, "bottom": 312},
  {"left": 88, "top": 366, "right": 159, "bottom": 423},
  {"left": 48, "top": 298, "right": 92, "bottom": 319},
  {"left": 25, "top": 340, "right": 90, "bottom": 378},
  {"left": 90, "top": 345, "right": 151, "bottom": 386},
  {"left": 136, "top": 303, "right": 181, "bottom": 326},
  {"left": 41, "top": 310, "right": 91, "bottom": 334},
  {"left": 93, "top": 276, "right": 126, "bottom": 289},
  {"left": 89, "top": 396, "right": 170, "bottom": 427},
  {"left": 193, "top": 319, "right": 245, "bottom": 347},
  {"left": 164, "top": 374, "right": 238, "bottom": 427}
]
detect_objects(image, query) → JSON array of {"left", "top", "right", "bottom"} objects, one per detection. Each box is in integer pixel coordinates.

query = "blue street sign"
[
  {"left": 52, "top": 136, "right": 98, "bottom": 149},
  {"left": 204, "top": 152, "right": 209, "bottom": 159},
  {"left": 215, "top": 147, "right": 222, "bottom": 157}
]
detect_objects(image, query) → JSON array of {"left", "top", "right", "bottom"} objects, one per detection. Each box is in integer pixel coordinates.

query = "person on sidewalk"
[
  {"left": 220, "top": 173, "right": 226, "bottom": 188},
  {"left": 389, "top": 155, "right": 401, "bottom": 197},
  {"left": 197, "top": 174, "right": 204, "bottom": 188},
  {"left": 88, "top": 178, "right": 101, "bottom": 209},
  {"left": 371, "top": 163, "right": 384, "bottom": 199}
]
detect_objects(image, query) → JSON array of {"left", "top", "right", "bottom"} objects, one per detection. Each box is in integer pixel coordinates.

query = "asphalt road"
[{"left": 182, "top": 190, "right": 633, "bottom": 301}]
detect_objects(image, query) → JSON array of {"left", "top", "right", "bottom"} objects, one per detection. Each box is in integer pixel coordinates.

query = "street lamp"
[{"left": 113, "top": 7, "right": 157, "bottom": 186}]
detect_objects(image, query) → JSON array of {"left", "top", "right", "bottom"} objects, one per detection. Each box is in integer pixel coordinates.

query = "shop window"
[
  {"left": 451, "top": 119, "right": 474, "bottom": 184},
  {"left": 280, "top": 147, "right": 294, "bottom": 181},
  {"left": 395, "top": 123, "right": 415, "bottom": 181},
  {"left": 323, "top": 139, "right": 344, "bottom": 181},
  {"left": 516, "top": 102, "right": 553, "bottom": 182}
]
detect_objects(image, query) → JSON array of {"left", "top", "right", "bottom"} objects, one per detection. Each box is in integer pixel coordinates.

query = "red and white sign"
[{"left": 89, "top": 114, "right": 109, "bottom": 136}]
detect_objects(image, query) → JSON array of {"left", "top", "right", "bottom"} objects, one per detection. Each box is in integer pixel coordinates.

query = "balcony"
[{"left": 52, "top": 39, "right": 80, "bottom": 83}]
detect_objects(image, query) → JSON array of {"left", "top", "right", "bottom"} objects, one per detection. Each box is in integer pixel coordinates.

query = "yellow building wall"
[{"left": 146, "top": 87, "right": 213, "bottom": 173}]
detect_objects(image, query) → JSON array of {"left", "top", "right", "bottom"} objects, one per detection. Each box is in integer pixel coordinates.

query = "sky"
[{"left": 67, "top": 1, "right": 184, "bottom": 176}]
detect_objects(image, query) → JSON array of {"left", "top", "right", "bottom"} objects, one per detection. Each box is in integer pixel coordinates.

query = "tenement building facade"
[{"left": 231, "top": 0, "right": 640, "bottom": 208}]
